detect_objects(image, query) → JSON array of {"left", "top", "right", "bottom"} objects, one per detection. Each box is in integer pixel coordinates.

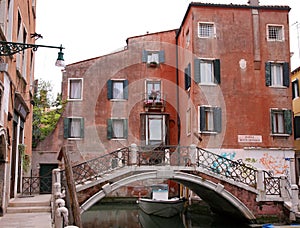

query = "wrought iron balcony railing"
[{"left": 143, "top": 92, "right": 166, "bottom": 111}]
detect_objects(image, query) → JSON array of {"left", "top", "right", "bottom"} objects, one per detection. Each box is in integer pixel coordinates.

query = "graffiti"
[
  {"left": 259, "top": 153, "right": 289, "bottom": 175},
  {"left": 211, "top": 152, "right": 236, "bottom": 176}
]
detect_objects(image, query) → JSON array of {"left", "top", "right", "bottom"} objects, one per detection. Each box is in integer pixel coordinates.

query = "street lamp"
[{"left": 0, "top": 41, "right": 65, "bottom": 67}]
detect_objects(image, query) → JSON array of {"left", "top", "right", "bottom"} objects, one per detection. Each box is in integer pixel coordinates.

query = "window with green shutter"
[
  {"left": 270, "top": 109, "right": 292, "bottom": 135},
  {"left": 107, "top": 118, "right": 128, "bottom": 139},
  {"left": 294, "top": 116, "right": 300, "bottom": 139},
  {"left": 184, "top": 63, "right": 191, "bottom": 90},
  {"left": 107, "top": 79, "right": 128, "bottom": 100},
  {"left": 199, "top": 106, "right": 222, "bottom": 133},
  {"left": 194, "top": 58, "right": 220, "bottom": 85},
  {"left": 63, "top": 117, "right": 84, "bottom": 139},
  {"left": 265, "top": 62, "right": 289, "bottom": 87}
]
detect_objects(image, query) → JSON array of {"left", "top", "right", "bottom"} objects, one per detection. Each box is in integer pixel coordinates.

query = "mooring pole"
[{"left": 61, "top": 146, "right": 82, "bottom": 228}]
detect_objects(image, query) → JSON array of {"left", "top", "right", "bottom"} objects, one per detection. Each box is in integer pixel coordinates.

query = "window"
[
  {"left": 199, "top": 106, "right": 222, "bottom": 133},
  {"left": 194, "top": 59, "right": 220, "bottom": 84},
  {"left": 292, "top": 79, "right": 299, "bottom": 99},
  {"left": 146, "top": 80, "right": 161, "bottom": 102},
  {"left": 265, "top": 62, "right": 289, "bottom": 87},
  {"left": 186, "top": 29, "right": 190, "bottom": 48},
  {"left": 198, "top": 22, "right": 215, "bottom": 38},
  {"left": 294, "top": 116, "right": 300, "bottom": 139},
  {"left": 142, "top": 50, "right": 165, "bottom": 65},
  {"left": 140, "top": 114, "right": 169, "bottom": 145},
  {"left": 267, "top": 25, "right": 284, "bottom": 41},
  {"left": 184, "top": 63, "right": 191, "bottom": 90},
  {"left": 64, "top": 117, "right": 84, "bottom": 139},
  {"left": 107, "top": 118, "right": 128, "bottom": 139},
  {"left": 68, "top": 78, "right": 83, "bottom": 100},
  {"left": 107, "top": 79, "right": 128, "bottom": 100},
  {"left": 270, "top": 109, "right": 292, "bottom": 135},
  {"left": 186, "top": 108, "right": 191, "bottom": 135}
]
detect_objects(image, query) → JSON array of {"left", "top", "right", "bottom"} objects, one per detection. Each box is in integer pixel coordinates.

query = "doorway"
[{"left": 39, "top": 163, "right": 58, "bottom": 194}]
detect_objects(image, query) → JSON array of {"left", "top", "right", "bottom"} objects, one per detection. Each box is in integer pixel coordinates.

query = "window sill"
[
  {"left": 67, "top": 138, "right": 83, "bottom": 140},
  {"left": 110, "top": 138, "right": 127, "bottom": 141},
  {"left": 199, "top": 131, "right": 218, "bottom": 135},
  {"left": 109, "top": 99, "right": 127, "bottom": 102},
  {"left": 268, "top": 85, "right": 287, "bottom": 89},
  {"left": 67, "top": 98, "right": 83, "bottom": 101},
  {"left": 270, "top": 133, "right": 290, "bottom": 137},
  {"left": 198, "top": 83, "right": 217, "bottom": 86}
]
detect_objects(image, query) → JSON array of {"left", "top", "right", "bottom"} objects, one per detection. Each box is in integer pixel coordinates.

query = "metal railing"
[
  {"left": 59, "top": 145, "right": 282, "bottom": 196},
  {"left": 22, "top": 176, "right": 52, "bottom": 195}
]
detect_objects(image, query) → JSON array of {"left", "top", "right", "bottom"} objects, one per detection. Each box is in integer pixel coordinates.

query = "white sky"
[{"left": 34, "top": 0, "right": 300, "bottom": 96}]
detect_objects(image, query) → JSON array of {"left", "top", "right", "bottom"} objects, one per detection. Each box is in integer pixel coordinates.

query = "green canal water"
[{"left": 81, "top": 200, "right": 252, "bottom": 228}]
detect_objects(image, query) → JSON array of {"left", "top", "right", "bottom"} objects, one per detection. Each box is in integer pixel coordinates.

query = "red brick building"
[{"left": 33, "top": 1, "right": 295, "bottom": 192}]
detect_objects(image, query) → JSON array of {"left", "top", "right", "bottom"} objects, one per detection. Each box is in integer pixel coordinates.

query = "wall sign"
[{"left": 238, "top": 135, "right": 262, "bottom": 143}]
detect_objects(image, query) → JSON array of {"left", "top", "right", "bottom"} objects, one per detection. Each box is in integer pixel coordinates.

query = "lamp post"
[{"left": 0, "top": 41, "right": 65, "bottom": 67}]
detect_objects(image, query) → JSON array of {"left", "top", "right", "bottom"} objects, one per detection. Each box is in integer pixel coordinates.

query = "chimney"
[{"left": 248, "top": 0, "right": 259, "bottom": 6}]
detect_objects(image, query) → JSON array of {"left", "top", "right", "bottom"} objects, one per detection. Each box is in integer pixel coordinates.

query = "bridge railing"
[{"left": 60, "top": 144, "right": 282, "bottom": 197}]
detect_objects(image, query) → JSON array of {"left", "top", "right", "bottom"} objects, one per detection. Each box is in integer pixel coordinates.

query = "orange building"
[
  {"left": 0, "top": 0, "right": 36, "bottom": 214},
  {"left": 34, "top": 1, "right": 295, "bottom": 196}
]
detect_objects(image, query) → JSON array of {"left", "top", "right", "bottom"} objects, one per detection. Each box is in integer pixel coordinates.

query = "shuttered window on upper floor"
[
  {"left": 265, "top": 62, "right": 289, "bottom": 87},
  {"left": 142, "top": 50, "right": 165, "bottom": 65},
  {"left": 184, "top": 63, "right": 191, "bottom": 90},
  {"left": 64, "top": 117, "right": 84, "bottom": 139},
  {"left": 270, "top": 109, "right": 292, "bottom": 136},
  {"left": 107, "top": 79, "right": 128, "bottom": 100},
  {"left": 107, "top": 118, "right": 128, "bottom": 139},
  {"left": 194, "top": 59, "right": 220, "bottom": 85},
  {"left": 198, "top": 106, "right": 222, "bottom": 134}
]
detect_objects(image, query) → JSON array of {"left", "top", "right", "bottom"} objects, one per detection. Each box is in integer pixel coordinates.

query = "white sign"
[{"left": 238, "top": 135, "right": 262, "bottom": 143}]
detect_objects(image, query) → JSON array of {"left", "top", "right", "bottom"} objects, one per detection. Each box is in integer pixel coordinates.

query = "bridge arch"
[{"left": 80, "top": 170, "right": 256, "bottom": 222}]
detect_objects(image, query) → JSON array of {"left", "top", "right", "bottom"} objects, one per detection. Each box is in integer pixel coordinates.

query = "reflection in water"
[{"left": 82, "top": 202, "right": 251, "bottom": 228}]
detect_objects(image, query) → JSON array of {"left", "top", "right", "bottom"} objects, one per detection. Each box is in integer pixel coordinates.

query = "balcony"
[{"left": 143, "top": 92, "right": 166, "bottom": 112}]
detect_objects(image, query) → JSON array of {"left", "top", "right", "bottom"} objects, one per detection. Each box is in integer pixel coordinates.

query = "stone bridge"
[{"left": 54, "top": 144, "right": 300, "bottom": 224}]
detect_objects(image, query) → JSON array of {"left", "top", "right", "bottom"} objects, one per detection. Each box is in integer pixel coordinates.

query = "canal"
[{"left": 81, "top": 200, "right": 251, "bottom": 228}]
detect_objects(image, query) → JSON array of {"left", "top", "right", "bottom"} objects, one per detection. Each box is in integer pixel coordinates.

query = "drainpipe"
[{"left": 176, "top": 34, "right": 181, "bottom": 145}]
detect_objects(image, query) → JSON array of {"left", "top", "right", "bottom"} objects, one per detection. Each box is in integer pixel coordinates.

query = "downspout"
[{"left": 176, "top": 34, "right": 181, "bottom": 145}]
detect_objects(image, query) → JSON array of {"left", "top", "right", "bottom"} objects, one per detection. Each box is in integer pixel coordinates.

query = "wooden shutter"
[
  {"left": 142, "top": 50, "right": 148, "bottom": 63},
  {"left": 159, "top": 50, "right": 165, "bottom": 63},
  {"left": 80, "top": 118, "right": 84, "bottom": 138},
  {"left": 107, "top": 80, "right": 113, "bottom": 99},
  {"left": 123, "top": 80, "right": 129, "bottom": 99},
  {"left": 293, "top": 80, "right": 299, "bottom": 99},
  {"left": 199, "top": 106, "right": 205, "bottom": 131},
  {"left": 283, "top": 62, "right": 290, "bottom": 87},
  {"left": 284, "top": 109, "right": 292, "bottom": 135},
  {"left": 213, "top": 59, "right": 221, "bottom": 84},
  {"left": 140, "top": 114, "right": 146, "bottom": 145},
  {"left": 63, "top": 118, "right": 69, "bottom": 138},
  {"left": 294, "top": 116, "right": 300, "bottom": 139},
  {"left": 265, "top": 62, "right": 271, "bottom": 86},
  {"left": 184, "top": 67, "right": 190, "bottom": 90},
  {"left": 213, "top": 107, "right": 222, "bottom": 133},
  {"left": 270, "top": 110, "right": 275, "bottom": 134},
  {"left": 194, "top": 59, "right": 201, "bottom": 84},
  {"left": 107, "top": 119, "right": 113, "bottom": 139},
  {"left": 123, "top": 119, "right": 128, "bottom": 139}
]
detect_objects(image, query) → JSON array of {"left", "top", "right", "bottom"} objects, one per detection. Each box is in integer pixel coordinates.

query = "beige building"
[{"left": 0, "top": 0, "right": 36, "bottom": 215}]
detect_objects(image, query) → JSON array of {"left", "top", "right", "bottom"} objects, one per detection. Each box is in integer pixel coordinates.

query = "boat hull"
[{"left": 137, "top": 198, "right": 185, "bottom": 218}]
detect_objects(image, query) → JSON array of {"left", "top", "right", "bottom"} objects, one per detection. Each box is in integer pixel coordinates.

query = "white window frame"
[
  {"left": 267, "top": 24, "right": 284, "bottom": 41},
  {"left": 111, "top": 118, "right": 126, "bottom": 139},
  {"left": 145, "top": 79, "right": 162, "bottom": 102},
  {"left": 270, "top": 108, "right": 290, "bottom": 136},
  {"left": 270, "top": 63, "right": 283, "bottom": 87},
  {"left": 68, "top": 78, "right": 83, "bottom": 101},
  {"left": 200, "top": 59, "right": 214, "bottom": 84},
  {"left": 145, "top": 114, "right": 166, "bottom": 145},
  {"left": 147, "top": 51, "right": 159, "bottom": 64},
  {"left": 198, "top": 22, "right": 216, "bottom": 38},
  {"left": 186, "top": 108, "right": 191, "bottom": 136},
  {"left": 292, "top": 79, "right": 299, "bottom": 99}
]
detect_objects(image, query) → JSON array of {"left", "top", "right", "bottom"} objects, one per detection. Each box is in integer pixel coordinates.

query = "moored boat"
[{"left": 137, "top": 184, "right": 185, "bottom": 217}]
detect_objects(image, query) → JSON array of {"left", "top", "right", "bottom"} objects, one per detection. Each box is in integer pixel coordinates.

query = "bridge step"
[{"left": 7, "top": 194, "right": 51, "bottom": 214}]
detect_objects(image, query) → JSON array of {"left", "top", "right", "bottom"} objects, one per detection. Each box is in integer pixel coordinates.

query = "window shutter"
[
  {"left": 123, "top": 80, "right": 129, "bottom": 99},
  {"left": 80, "top": 118, "right": 84, "bottom": 138},
  {"left": 270, "top": 110, "right": 275, "bottom": 134},
  {"left": 140, "top": 114, "right": 146, "bottom": 145},
  {"left": 292, "top": 81, "right": 296, "bottom": 99},
  {"left": 213, "top": 107, "right": 222, "bottom": 133},
  {"left": 124, "top": 119, "right": 128, "bottom": 139},
  {"left": 142, "top": 50, "right": 148, "bottom": 63},
  {"left": 294, "top": 116, "right": 300, "bottom": 139},
  {"left": 213, "top": 59, "right": 221, "bottom": 84},
  {"left": 107, "top": 80, "right": 113, "bottom": 99},
  {"left": 184, "top": 67, "right": 190, "bottom": 90},
  {"left": 107, "top": 119, "right": 113, "bottom": 139},
  {"left": 199, "top": 106, "right": 205, "bottom": 131},
  {"left": 159, "top": 50, "right": 165, "bottom": 63},
  {"left": 284, "top": 109, "right": 292, "bottom": 135},
  {"left": 194, "top": 59, "right": 201, "bottom": 84},
  {"left": 63, "top": 118, "right": 69, "bottom": 138},
  {"left": 283, "top": 62, "right": 290, "bottom": 87},
  {"left": 265, "top": 62, "right": 271, "bottom": 86}
]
